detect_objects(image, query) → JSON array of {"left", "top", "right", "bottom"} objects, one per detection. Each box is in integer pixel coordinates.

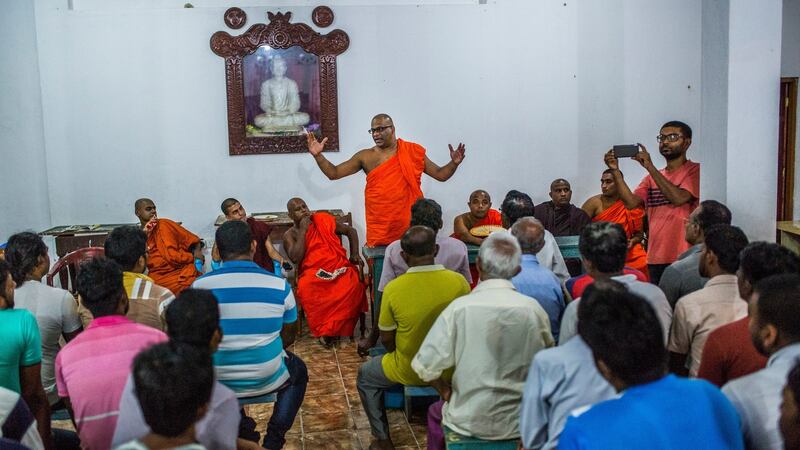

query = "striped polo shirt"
[{"left": 192, "top": 260, "right": 297, "bottom": 398}]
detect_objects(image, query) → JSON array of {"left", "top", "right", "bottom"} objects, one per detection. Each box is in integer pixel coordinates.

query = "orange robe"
[
  {"left": 364, "top": 139, "right": 426, "bottom": 246},
  {"left": 472, "top": 209, "right": 503, "bottom": 229},
  {"left": 296, "top": 212, "right": 367, "bottom": 337},
  {"left": 593, "top": 200, "right": 649, "bottom": 280},
  {"left": 145, "top": 218, "right": 201, "bottom": 295}
]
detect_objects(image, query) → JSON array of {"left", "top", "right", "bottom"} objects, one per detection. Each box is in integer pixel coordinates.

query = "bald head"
[
  {"left": 286, "top": 197, "right": 310, "bottom": 224},
  {"left": 549, "top": 178, "right": 573, "bottom": 208},
  {"left": 135, "top": 198, "right": 156, "bottom": 223},
  {"left": 135, "top": 198, "right": 153, "bottom": 211},
  {"left": 400, "top": 226, "right": 436, "bottom": 258},
  {"left": 372, "top": 113, "right": 393, "bottom": 124},
  {"left": 510, "top": 217, "right": 545, "bottom": 255}
]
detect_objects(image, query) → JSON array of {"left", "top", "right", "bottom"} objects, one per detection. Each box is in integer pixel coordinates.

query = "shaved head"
[
  {"left": 371, "top": 113, "right": 393, "bottom": 125},
  {"left": 286, "top": 197, "right": 304, "bottom": 211},
  {"left": 221, "top": 198, "right": 239, "bottom": 215},
  {"left": 550, "top": 179, "right": 570, "bottom": 190},
  {"left": 469, "top": 190, "right": 490, "bottom": 202},
  {"left": 135, "top": 198, "right": 157, "bottom": 223},
  {"left": 135, "top": 198, "right": 154, "bottom": 211}
]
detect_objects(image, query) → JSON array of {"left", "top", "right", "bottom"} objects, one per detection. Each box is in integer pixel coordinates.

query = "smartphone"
[{"left": 613, "top": 144, "right": 639, "bottom": 158}]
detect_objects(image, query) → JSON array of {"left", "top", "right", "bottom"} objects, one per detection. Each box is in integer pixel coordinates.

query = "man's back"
[
  {"left": 379, "top": 265, "right": 470, "bottom": 385},
  {"left": 559, "top": 375, "right": 743, "bottom": 450},
  {"left": 0, "top": 309, "right": 41, "bottom": 394},
  {"left": 658, "top": 245, "right": 707, "bottom": 307},
  {"left": 192, "top": 261, "right": 297, "bottom": 397},
  {"left": 123, "top": 272, "right": 174, "bottom": 330},
  {"left": 512, "top": 255, "right": 564, "bottom": 341},
  {"left": 378, "top": 236, "right": 471, "bottom": 290},
  {"left": 697, "top": 317, "right": 767, "bottom": 387}
]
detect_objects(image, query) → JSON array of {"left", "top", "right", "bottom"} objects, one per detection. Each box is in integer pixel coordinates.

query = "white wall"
[
  {"left": 785, "top": 0, "right": 800, "bottom": 217},
  {"left": 0, "top": 0, "right": 51, "bottom": 239}
]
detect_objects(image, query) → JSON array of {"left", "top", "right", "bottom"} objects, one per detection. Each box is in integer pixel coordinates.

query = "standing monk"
[
  {"left": 306, "top": 114, "right": 465, "bottom": 246},
  {"left": 582, "top": 169, "right": 649, "bottom": 279},
  {"left": 135, "top": 198, "right": 203, "bottom": 295},
  {"left": 283, "top": 198, "right": 367, "bottom": 345},
  {"left": 452, "top": 190, "right": 504, "bottom": 246}
]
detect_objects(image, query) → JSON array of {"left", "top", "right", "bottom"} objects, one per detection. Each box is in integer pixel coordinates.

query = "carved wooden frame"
[{"left": 211, "top": 9, "right": 349, "bottom": 155}]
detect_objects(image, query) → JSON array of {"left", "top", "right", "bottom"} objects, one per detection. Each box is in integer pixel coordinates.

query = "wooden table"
[
  {"left": 778, "top": 221, "right": 800, "bottom": 255},
  {"left": 40, "top": 224, "right": 137, "bottom": 257},
  {"left": 215, "top": 210, "right": 349, "bottom": 243}
]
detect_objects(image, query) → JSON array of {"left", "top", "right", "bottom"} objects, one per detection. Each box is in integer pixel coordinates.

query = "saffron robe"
[
  {"left": 145, "top": 218, "right": 201, "bottom": 295},
  {"left": 593, "top": 200, "right": 650, "bottom": 279},
  {"left": 296, "top": 212, "right": 367, "bottom": 337},
  {"left": 364, "top": 139, "right": 425, "bottom": 246}
]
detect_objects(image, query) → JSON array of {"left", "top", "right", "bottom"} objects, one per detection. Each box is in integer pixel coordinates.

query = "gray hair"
[
  {"left": 510, "top": 217, "right": 545, "bottom": 255},
  {"left": 477, "top": 231, "right": 522, "bottom": 280}
]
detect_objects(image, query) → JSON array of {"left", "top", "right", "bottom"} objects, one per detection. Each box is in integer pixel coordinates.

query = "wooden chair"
[{"left": 46, "top": 247, "right": 105, "bottom": 293}]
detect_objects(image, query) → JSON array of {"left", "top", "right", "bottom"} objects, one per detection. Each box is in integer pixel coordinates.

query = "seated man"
[
  {"left": 55, "top": 258, "right": 167, "bottom": 449},
  {"left": 723, "top": 274, "right": 800, "bottom": 450},
  {"left": 535, "top": 179, "right": 590, "bottom": 276},
  {"left": 500, "top": 190, "right": 569, "bottom": 281},
  {"left": 135, "top": 198, "right": 203, "bottom": 295},
  {"left": 115, "top": 343, "right": 213, "bottom": 450},
  {"left": 283, "top": 197, "right": 367, "bottom": 343},
  {"left": 668, "top": 224, "right": 749, "bottom": 377},
  {"left": 519, "top": 282, "right": 619, "bottom": 450},
  {"left": 452, "top": 190, "right": 503, "bottom": 246},
  {"left": 0, "top": 259, "right": 53, "bottom": 449},
  {"left": 113, "top": 289, "right": 240, "bottom": 449},
  {"left": 659, "top": 200, "right": 732, "bottom": 307},
  {"left": 213, "top": 198, "right": 286, "bottom": 273},
  {"left": 510, "top": 217, "right": 565, "bottom": 341},
  {"left": 414, "top": 231, "right": 553, "bottom": 448},
  {"left": 5, "top": 232, "right": 82, "bottom": 407},
  {"left": 559, "top": 222, "right": 671, "bottom": 345},
  {"left": 193, "top": 220, "right": 307, "bottom": 449},
  {"left": 358, "top": 226, "right": 470, "bottom": 449},
  {"left": 78, "top": 225, "right": 175, "bottom": 330},
  {"left": 581, "top": 169, "right": 648, "bottom": 278},
  {"left": 698, "top": 242, "right": 799, "bottom": 386},
  {"left": 558, "top": 282, "right": 743, "bottom": 450}
]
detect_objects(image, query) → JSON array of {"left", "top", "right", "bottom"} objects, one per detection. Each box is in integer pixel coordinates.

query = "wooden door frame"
[{"left": 778, "top": 77, "right": 798, "bottom": 224}]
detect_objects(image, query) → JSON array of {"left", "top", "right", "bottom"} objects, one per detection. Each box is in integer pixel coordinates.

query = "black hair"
[
  {"left": 0, "top": 259, "right": 12, "bottom": 304},
  {"left": 703, "top": 224, "right": 749, "bottom": 274},
  {"left": 578, "top": 279, "right": 667, "bottom": 386},
  {"left": 132, "top": 342, "right": 213, "bottom": 437},
  {"left": 165, "top": 289, "right": 220, "bottom": 349},
  {"left": 76, "top": 257, "right": 125, "bottom": 318},
  {"left": 104, "top": 226, "right": 147, "bottom": 272},
  {"left": 410, "top": 198, "right": 443, "bottom": 231},
  {"left": 400, "top": 226, "right": 436, "bottom": 257},
  {"left": 695, "top": 200, "right": 732, "bottom": 233},
  {"left": 754, "top": 274, "right": 800, "bottom": 341},
  {"left": 220, "top": 198, "right": 239, "bottom": 215},
  {"left": 661, "top": 120, "right": 692, "bottom": 139},
  {"left": 5, "top": 232, "right": 48, "bottom": 285},
  {"left": 579, "top": 222, "right": 627, "bottom": 273},
  {"left": 215, "top": 220, "right": 252, "bottom": 261},
  {"left": 500, "top": 190, "right": 535, "bottom": 226},
  {"left": 739, "top": 242, "right": 800, "bottom": 285}
]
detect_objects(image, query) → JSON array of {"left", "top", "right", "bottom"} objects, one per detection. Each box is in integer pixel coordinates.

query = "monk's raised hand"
[
  {"left": 306, "top": 133, "right": 328, "bottom": 156},
  {"left": 632, "top": 143, "right": 653, "bottom": 169},
  {"left": 449, "top": 143, "right": 466, "bottom": 165},
  {"left": 604, "top": 149, "right": 619, "bottom": 171}
]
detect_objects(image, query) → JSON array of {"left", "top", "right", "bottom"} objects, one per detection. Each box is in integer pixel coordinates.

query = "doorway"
[{"left": 778, "top": 77, "right": 798, "bottom": 226}]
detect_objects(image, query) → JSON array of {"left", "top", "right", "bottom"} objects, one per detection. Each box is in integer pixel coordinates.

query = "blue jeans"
[{"left": 263, "top": 351, "right": 308, "bottom": 449}]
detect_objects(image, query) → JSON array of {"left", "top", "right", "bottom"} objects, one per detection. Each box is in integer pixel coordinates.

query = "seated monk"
[
  {"left": 211, "top": 198, "right": 286, "bottom": 273},
  {"left": 135, "top": 198, "right": 203, "bottom": 295},
  {"left": 581, "top": 169, "right": 649, "bottom": 279},
  {"left": 452, "top": 189, "right": 504, "bottom": 246},
  {"left": 283, "top": 197, "right": 367, "bottom": 345}
]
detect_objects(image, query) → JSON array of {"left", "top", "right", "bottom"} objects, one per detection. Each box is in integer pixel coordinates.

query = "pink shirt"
[
  {"left": 55, "top": 316, "right": 167, "bottom": 450},
  {"left": 634, "top": 160, "right": 700, "bottom": 264}
]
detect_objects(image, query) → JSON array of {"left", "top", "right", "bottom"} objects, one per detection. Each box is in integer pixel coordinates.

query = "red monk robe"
[
  {"left": 364, "top": 139, "right": 426, "bottom": 246},
  {"left": 593, "top": 200, "right": 650, "bottom": 279},
  {"left": 146, "top": 218, "right": 201, "bottom": 295},
  {"left": 296, "top": 212, "right": 367, "bottom": 337},
  {"left": 471, "top": 209, "right": 503, "bottom": 230}
]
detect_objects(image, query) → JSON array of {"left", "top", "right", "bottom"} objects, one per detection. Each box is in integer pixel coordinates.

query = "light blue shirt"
[
  {"left": 519, "top": 336, "right": 614, "bottom": 450},
  {"left": 723, "top": 343, "right": 800, "bottom": 450},
  {"left": 512, "top": 255, "right": 565, "bottom": 341}
]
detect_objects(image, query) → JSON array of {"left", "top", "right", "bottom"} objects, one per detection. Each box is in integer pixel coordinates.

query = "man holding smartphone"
[{"left": 603, "top": 121, "right": 700, "bottom": 285}]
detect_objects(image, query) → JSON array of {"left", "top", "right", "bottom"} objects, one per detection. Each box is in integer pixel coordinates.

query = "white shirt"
[
  {"left": 411, "top": 279, "right": 554, "bottom": 440},
  {"left": 539, "top": 230, "right": 570, "bottom": 282},
  {"left": 14, "top": 280, "right": 82, "bottom": 404},
  {"left": 559, "top": 274, "right": 672, "bottom": 345},
  {"left": 723, "top": 343, "right": 800, "bottom": 450}
]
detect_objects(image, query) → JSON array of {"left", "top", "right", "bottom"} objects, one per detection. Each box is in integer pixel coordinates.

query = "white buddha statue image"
[{"left": 253, "top": 55, "right": 310, "bottom": 132}]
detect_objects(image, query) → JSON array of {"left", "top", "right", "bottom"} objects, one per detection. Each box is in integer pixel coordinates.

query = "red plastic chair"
[{"left": 46, "top": 247, "right": 105, "bottom": 293}]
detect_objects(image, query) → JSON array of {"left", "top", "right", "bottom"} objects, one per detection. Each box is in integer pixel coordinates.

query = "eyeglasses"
[
  {"left": 657, "top": 133, "right": 683, "bottom": 143},
  {"left": 368, "top": 125, "right": 393, "bottom": 135}
]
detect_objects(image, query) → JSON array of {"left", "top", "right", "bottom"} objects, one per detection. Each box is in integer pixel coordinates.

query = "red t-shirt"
[
  {"left": 696, "top": 316, "right": 768, "bottom": 387},
  {"left": 634, "top": 160, "right": 700, "bottom": 264}
]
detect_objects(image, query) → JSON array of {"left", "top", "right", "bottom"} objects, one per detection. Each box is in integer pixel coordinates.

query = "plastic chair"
[{"left": 46, "top": 247, "right": 105, "bottom": 293}]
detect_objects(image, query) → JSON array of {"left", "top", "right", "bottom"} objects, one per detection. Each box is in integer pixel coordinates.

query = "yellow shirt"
[{"left": 379, "top": 265, "right": 470, "bottom": 385}]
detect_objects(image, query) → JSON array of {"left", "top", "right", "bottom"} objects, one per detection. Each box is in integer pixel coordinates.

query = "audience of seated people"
[
  {"left": 413, "top": 231, "right": 554, "bottom": 448},
  {"left": 357, "top": 226, "right": 470, "bottom": 449},
  {"left": 668, "top": 224, "right": 749, "bottom": 377},
  {"left": 452, "top": 189, "right": 504, "bottom": 246}
]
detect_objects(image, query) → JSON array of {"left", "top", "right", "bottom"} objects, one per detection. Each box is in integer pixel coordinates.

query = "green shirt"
[
  {"left": 379, "top": 265, "right": 470, "bottom": 385},
  {"left": 0, "top": 309, "right": 42, "bottom": 393}
]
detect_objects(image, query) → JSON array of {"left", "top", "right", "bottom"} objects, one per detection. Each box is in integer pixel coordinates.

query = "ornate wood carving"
[
  {"left": 312, "top": 6, "right": 334, "bottom": 28},
  {"left": 223, "top": 7, "right": 247, "bottom": 30},
  {"left": 211, "top": 9, "right": 349, "bottom": 155}
]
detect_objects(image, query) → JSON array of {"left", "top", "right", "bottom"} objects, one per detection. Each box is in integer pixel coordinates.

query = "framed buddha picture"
[{"left": 211, "top": 8, "right": 349, "bottom": 155}]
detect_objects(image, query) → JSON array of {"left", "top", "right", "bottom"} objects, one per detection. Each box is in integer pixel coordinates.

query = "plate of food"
[
  {"left": 252, "top": 214, "right": 279, "bottom": 221},
  {"left": 469, "top": 224, "right": 506, "bottom": 237}
]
